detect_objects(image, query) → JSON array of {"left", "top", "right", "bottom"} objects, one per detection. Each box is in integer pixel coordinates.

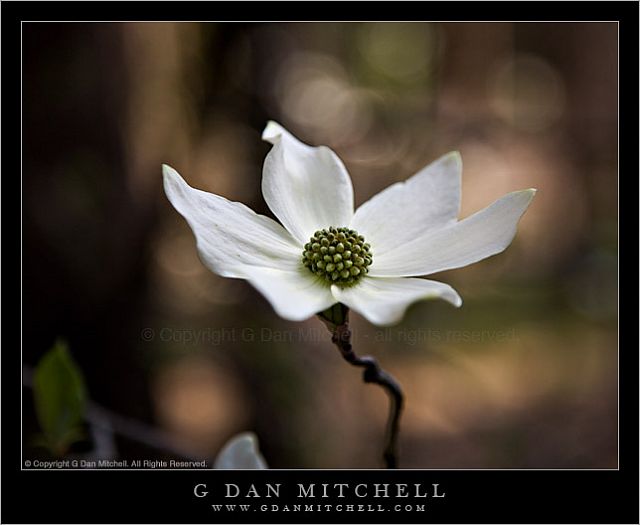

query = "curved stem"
[{"left": 320, "top": 305, "right": 404, "bottom": 469}]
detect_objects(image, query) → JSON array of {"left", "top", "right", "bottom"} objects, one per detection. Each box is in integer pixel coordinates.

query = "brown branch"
[{"left": 319, "top": 304, "right": 404, "bottom": 469}]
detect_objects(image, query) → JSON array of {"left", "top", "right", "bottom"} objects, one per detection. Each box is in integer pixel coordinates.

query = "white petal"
[
  {"left": 351, "top": 152, "right": 462, "bottom": 254},
  {"left": 163, "top": 164, "right": 301, "bottom": 278},
  {"left": 214, "top": 432, "right": 268, "bottom": 469},
  {"left": 262, "top": 121, "right": 354, "bottom": 244},
  {"left": 332, "top": 277, "right": 462, "bottom": 326},
  {"left": 369, "top": 189, "right": 536, "bottom": 277},
  {"left": 243, "top": 266, "right": 336, "bottom": 321}
]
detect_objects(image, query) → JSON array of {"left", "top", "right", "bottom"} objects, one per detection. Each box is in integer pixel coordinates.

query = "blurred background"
[{"left": 22, "top": 22, "right": 618, "bottom": 468}]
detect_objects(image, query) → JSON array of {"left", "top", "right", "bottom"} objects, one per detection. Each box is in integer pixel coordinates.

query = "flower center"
[{"left": 302, "top": 227, "right": 372, "bottom": 287}]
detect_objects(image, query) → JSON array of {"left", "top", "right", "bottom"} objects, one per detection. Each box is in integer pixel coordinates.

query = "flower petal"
[
  {"left": 262, "top": 121, "right": 354, "bottom": 244},
  {"left": 369, "top": 189, "right": 536, "bottom": 277},
  {"left": 351, "top": 152, "right": 462, "bottom": 254},
  {"left": 243, "top": 266, "right": 336, "bottom": 321},
  {"left": 332, "top": 277, "right": 462, "bottom": 326},
  {"left": 163, "top": 164, "right": 301, "bottom": 278},
  {"left": 214, "top": 432, "right": 268, "bottom": 469}
]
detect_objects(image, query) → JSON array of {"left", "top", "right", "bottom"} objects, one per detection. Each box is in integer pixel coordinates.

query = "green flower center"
[{"left": 302, "top": 227, "right": 373, "bottom": 287}]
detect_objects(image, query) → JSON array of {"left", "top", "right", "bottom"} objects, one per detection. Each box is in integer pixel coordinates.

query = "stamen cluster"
[{"left": 302, "top": 227, "right": 372, "bottom": 287}]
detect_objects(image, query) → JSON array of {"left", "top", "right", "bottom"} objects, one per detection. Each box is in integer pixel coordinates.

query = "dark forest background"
[{"left": 22, "top": 22, "right": 618, "bottom": 468}]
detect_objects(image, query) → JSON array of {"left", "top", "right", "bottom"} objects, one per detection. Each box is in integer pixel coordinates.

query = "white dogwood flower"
[
  {"left": 213, "top": 432, "right": 267, "bottom": 469},
  {"left": 163, "top": 122, "right": 535, "bottom": 326}
]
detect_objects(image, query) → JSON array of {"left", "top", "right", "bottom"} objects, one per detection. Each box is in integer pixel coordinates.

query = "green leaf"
[{"left": 33, "top": 340, "right": 87, "bottom": 455}]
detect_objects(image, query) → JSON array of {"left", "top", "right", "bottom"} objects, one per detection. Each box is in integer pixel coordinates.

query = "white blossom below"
[{"left": 213, "top": 432, "right": 268, "bottom": 469}]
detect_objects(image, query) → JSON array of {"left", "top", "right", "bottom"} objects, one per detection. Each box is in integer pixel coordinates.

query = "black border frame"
[{"left": 3, "top": 2, "right": 638, "bottom": 523}]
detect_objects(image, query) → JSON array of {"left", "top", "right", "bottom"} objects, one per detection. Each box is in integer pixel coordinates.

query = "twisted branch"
[{"left": 320, "top": 304, "right": 404, "bottom": 469}]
